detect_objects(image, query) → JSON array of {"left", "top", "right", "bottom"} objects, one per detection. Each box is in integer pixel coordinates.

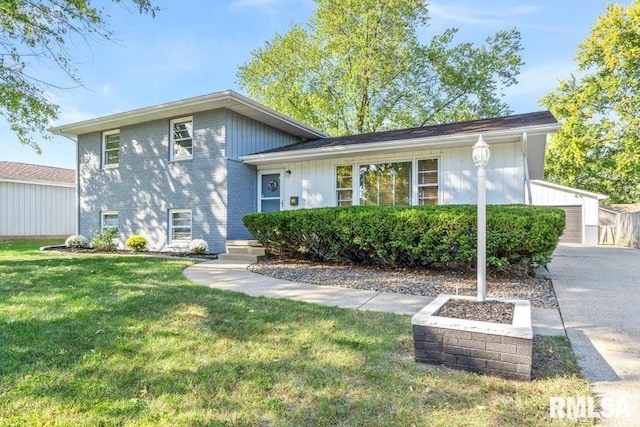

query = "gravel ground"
[{"left": 248, "top": 260, "right": 558, "bottom": 309}]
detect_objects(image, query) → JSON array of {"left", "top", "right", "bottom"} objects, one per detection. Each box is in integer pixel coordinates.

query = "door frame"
[{"left": 257, "top": 169, "right": 284, "bottom": 213}]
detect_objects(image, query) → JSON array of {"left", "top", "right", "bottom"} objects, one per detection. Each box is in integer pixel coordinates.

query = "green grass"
[{"left": 0, "top": 240, "right": 594, "bottom": 426}]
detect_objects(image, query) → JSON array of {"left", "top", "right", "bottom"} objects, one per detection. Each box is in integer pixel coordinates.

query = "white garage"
[
  {"left": 0, "top": 161, "right": 76, "bottom": 237},
  {"left": 528, "top": 180, "right": 607, "bottom": 245}
]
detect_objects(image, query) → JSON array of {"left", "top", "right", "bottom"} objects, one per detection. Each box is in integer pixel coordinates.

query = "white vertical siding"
[
  {"left": 257, "top": 141, "right": 525, "bottom": 209},
  {"left": 528, "top": 180, "right": 604, "bottom": 245},
  {"left": 0, "top": 181, "right": 76, "bottom": 236}
]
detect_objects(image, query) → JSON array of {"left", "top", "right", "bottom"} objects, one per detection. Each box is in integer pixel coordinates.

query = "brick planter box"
[{"left": 411, "top": 295, "right": 533, "bottom": 381}]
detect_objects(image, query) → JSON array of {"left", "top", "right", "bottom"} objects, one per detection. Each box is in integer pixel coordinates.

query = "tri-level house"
[{"left": 50, "top": 90, "right": 605, "bottom": 253}]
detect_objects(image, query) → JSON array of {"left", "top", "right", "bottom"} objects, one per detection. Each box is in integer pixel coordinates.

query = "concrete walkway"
[
  {"left": 183, "top": 260, "right": 564, "bottom": 335},
  {"left": 549, "top": 245, "right": 640, "bottom": 425}
]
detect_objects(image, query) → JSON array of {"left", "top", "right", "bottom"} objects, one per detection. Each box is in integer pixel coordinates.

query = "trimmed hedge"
[{"left": 242, "top": 205, "right": 565, "bottom": 271}]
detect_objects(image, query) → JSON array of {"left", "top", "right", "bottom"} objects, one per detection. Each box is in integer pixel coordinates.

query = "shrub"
[
  {"left": 242, "top": 205, "right": 565, "bottom": 272},
  {"left": 126, "top": 235, "right": 148, "bottom": 252},
  {"left": 92, "top": 226, "right": 119, "bottom": 252},
  {"left": 189, "top": 239, "right": 209, "bottom": 254},
  {"left": 65, "top": 234, "right": 91, "bottom": 249}
]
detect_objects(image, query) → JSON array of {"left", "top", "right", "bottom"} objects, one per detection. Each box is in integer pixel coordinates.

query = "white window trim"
[
  {"left": 101, "top": 210, "right": 119, "bottom": 230},
  {"left": 169, "top": 208, "right": 192, "bottom": 245},
  {"left": 416, "top": 157, "right": 441, "bottom": 206},
  {"left": 170, "top": 117, "right": 194, "bottom": 161},
  {"left": 335, "top": 157, "right": 441, "bottom": 207},
  {"left": 335, "top": 164, "right": 355, "bottom": 206},
  {"left": 102, "top": 130, "right": 120, "bottom": 168}
]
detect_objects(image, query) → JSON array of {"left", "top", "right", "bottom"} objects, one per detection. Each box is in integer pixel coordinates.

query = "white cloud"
[
  {"left": 428, "top": 1, "right": 537, "bottom": 26},
  {"left": 230, "top": 0, "right": 284, "bottom": 8},
  {"left": 502, "top": 62, "right": 580, "bottom": 112},
  {"left": 54, "top": 104, "right": 95, "bottom": 125},
  {"left": 427, "top": 1, "right": 571, "bottom": 33},
  {"left": 101, "top": 84, "right": 110, "bottom": 95},
  {"left": 506, "top": 62, "right": 576, "bottom": 98}
]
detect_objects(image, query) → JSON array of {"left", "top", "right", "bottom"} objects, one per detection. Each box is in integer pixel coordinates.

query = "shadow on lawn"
[{"left": 0, "top": 250, "right": 591, "bottom": 425}]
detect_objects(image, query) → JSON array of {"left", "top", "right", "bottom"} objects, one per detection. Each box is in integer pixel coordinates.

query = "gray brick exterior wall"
[
  {"left": 413, "top": 325, "right": 533, "bottom": 381},
  {"left": 77, "top": 108, "right": 298, "bottom": 253}
]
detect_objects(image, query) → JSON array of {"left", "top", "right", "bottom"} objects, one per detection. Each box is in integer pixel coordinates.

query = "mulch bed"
[
  {"left": 43, "top": 246, "right": 219, "bottom": 261},
  {"left": 436, "top": 299, "right": 515, "bottom": 324},
  {"left": 248, "top": 259, "right": 558, "bottom": 309}
]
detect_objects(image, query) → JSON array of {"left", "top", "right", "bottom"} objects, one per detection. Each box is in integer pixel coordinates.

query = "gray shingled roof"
[
  {"left": 0, "top": 161, "right": 75, "bottom": 184},
  {"left": 256, "top": 111, "right": 557, "bottom": 155}
]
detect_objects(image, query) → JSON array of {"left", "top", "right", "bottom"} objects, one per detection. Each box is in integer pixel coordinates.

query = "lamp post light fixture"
[{"left": 473, "top": 135, "right": 490, "bottom": 302}]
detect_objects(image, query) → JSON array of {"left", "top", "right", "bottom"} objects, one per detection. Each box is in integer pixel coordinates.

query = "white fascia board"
[
  {"left": 530, "top": 179, "right": 608, "bottom": 200},
  {"left": 49, "top": 90, "right": 326, "bottom": 139},
  {"left": 0, "top": 177, "right": 75, "bottom": 188},
  {"left": 240, "top": 123, "right": 560, "bottom": 165}
]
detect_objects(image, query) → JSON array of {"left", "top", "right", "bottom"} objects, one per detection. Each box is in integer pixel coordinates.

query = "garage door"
[{"left": 555, "top": 205, "right": 583, "bottom": 244}]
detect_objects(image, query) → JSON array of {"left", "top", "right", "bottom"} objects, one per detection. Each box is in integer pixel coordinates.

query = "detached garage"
[
  {"left": 0, "top": 161, "right": 76, "bottom": 237},
  {"left": 528, "top": 180, "right": 607, "bottom": 245}
]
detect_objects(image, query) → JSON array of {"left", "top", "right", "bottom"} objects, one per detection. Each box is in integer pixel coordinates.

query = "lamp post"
[{"left": 472, "top": 135, "right": 490, "bottom": 302}]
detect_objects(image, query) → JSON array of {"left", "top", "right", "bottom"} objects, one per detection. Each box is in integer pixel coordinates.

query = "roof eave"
[
  {"left": 240, "top": 123, "right": 560, "bottom": 165},
  {"left": 48, "top": 90, "right": 327, "bottom": 140},
  {"left": 530, "top": 179, "right": 608, "bottom": 200},
  {"left": 0, "top": 177, "right": 75, "bottom": 188}
]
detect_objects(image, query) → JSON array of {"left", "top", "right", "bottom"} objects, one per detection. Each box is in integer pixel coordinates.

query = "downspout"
[
  {"left": 59, "top": 134, "right": 80, "bottom": 234},
  {"left": 522, "top": 132, "right": 533, "bottom": 205}
]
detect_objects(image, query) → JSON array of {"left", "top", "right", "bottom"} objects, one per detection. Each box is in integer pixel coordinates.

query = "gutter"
[{"left": 240, "top": 122, "right": 561, "bottom": 165}]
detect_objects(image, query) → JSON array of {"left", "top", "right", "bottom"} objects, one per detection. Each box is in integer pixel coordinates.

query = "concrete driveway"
[{"left": 549, "top": 245, "right": 640, "bottom": 425}]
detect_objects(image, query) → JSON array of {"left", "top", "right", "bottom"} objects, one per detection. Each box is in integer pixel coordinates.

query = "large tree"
[
  {"left": 0, "top": 0, "right": 157, "bottom": 153},
  {"left": 542, "top": 2, "right": 640, "bottom": 203},
  {"left": 237, "top": 0, "right": 522, "bottom": 136}
]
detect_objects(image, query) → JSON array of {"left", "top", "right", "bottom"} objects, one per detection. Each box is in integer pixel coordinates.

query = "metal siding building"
[{"left": 0, "top": 162, "right": 76, "bottom": 237}]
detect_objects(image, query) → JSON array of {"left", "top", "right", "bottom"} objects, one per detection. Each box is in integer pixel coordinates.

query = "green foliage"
[
  {"left": 92, "top": 226, "right": 118, "bottom": 252},
  {"left": 65, "top": 234, "right": 90, "bottom": 249},
  {"left": 237, "top": 0, "right": 522, "bottom": 136},
  {"left": 0, "top": 0, "right": 157, "bottom": 153},
  {"left": 243, "top": 205, "right": 565, "bottom": 271},
  {"left": 188, "top": 239, "right": 209, "bottom": 254},
  {"left": 125, "top": 235, "right": 148, "bottom": 252},
  {"left": 541, "top": 1, "right": 640, "bottom": 203}
]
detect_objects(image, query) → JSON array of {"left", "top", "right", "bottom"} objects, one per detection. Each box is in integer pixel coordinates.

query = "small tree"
[{"left": 93, "top": 227, "right": 119, "bottom": 252}]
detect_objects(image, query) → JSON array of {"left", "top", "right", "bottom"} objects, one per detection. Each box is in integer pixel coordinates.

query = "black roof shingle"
[{"left": 255, "top": 111, "right": 557, "bottom": 155}]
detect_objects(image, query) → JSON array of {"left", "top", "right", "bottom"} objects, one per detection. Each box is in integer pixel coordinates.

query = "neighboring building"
[
  {"left": 49, "top": 90, "right": 599, "bottom": 252},
  {"left": 0, "top": 161, "right": 76, "bottom": 237},
  {"left": 529, "top": 180, "right": 607, "bottom": 245},
  {"left": 599, "top": 204, "right": 640, "bottom": 248}
]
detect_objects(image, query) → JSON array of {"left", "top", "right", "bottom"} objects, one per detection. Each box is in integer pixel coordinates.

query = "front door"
[{"left": 259, "top": 172, "right": 281, "bottom": 212}]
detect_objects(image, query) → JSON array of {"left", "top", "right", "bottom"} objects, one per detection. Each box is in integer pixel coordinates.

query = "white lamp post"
[{"left": 472, "top": 135, "right": 490, "bottom": 302}]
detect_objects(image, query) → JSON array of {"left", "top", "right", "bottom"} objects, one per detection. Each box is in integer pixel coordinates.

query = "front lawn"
[{"left": 0, "top": 240, "right": 593, "bottom": 426}]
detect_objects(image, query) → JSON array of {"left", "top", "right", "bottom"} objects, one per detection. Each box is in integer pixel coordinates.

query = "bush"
[
  {"left": 189, "top": 239, "right": 209, "bottom": 254},
  {"left": 126, "top": 235, "right": 148, "bottom": 252},
  {"left": 65, "top": 234, "right": 91, "bottom": 249},
  {"left": 92, "top": 227, "right": 119, "bottom": 252},
  {"left": 242, "top": 205, "right": 565, "bottom": 272}
]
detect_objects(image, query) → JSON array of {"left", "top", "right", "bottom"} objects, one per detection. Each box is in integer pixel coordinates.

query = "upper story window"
[
  {"left": 170, "top": 117, "right": 193, "bottom": 160},
  {"left": 359, "top": 162, "right": 412, "bottom": 206},
  {"left": 101, "top": 211, "right": 119, "bottom": 230},
  {"left": 102, "top": 130, "right": 120, "bottom": 167},
  {"left": 417, "top": 158, "right": 439, "bottom": 205},
  {"left": 169, "top": 208, "right": 192, "bottom": 243},
  {"left": 336, "top": 165, "right": 353, "bottom": 206}
]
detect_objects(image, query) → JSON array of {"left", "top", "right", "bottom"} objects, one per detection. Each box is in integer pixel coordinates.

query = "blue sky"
[{"left": 1, "top": 0, "right": 624, "bottom": 169}]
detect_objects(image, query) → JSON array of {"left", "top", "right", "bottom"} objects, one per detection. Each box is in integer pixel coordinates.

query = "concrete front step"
[
  {"left": 217, "top": 253, "right": 264, "bottom": 262},
  {"left": 226, "top": 246, "right": 266, "bottom": 256},
  {"left": 226, "top": 240, "right": 261, "bottom": 247}
]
